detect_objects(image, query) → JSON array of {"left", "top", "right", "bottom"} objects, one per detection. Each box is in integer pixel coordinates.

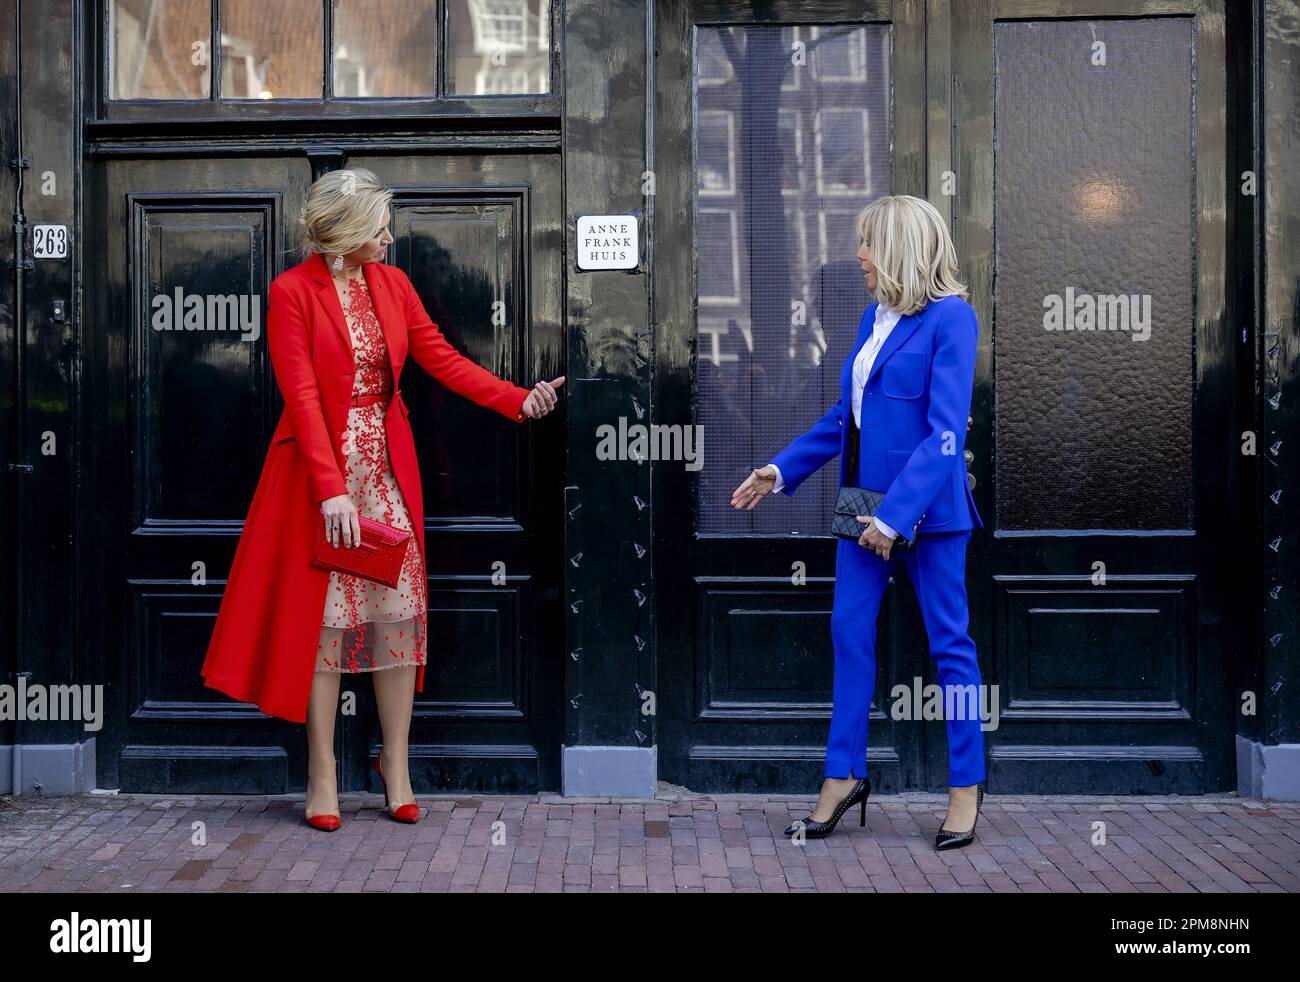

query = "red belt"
[{"left": 351, "top": 391, "right": 393, "bottom": 407}]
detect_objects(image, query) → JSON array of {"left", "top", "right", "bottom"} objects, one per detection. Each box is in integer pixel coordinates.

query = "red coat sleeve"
[
  {"left": 266, "top": 278, "right": 348, "bottom": 503},
  {"left": 398, "top": 269, "right": 530, "bottom": 422}
]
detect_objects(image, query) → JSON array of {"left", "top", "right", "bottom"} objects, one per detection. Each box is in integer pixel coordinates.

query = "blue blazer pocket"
[{"left": 881, "top": 350, "right": 926, "bottom": 400}]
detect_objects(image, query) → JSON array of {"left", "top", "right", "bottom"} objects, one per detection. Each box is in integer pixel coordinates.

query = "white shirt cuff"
[
  {"left": 767, "top": 463, "right": 785, "bottom": 493},
  {"left": 872, "top": 515, "right": 899, "bottom": 540}
]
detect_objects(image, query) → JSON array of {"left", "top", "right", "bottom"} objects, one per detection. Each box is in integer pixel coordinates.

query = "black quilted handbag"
[
  {"left": 832, "top": 485, "right": 894, "bottom": 541},
  {"left": 832, "top": 415, "right": 914, "bottom": 546}
]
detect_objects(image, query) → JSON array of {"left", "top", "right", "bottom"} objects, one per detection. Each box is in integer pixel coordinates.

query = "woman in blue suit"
[{"left": 731, "top": 195, "right": 987, "bottom": 849}]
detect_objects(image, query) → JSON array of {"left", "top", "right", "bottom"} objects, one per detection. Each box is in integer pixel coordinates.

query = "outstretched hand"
[
  {"left": 521, "top": 376, "right": 565, "bottom": 419},
  {"left": 730, "top": 465, "right": 778, "bottom": 510}
]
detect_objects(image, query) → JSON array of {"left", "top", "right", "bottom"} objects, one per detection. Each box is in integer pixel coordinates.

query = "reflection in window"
[
  {"left": 109, "top": 0, "right": 555, "bottom": 101},
  {"left": 817, "top": 109, "right": 873, "bottom": 194},
  {"left": 817, "top": 208, "right": 863, "bottom": 269},
  {"left": 447, "top": 0, "right": 551, "bottom": 95},
  {"left": 110, "top": 0, "right": 212, "bottom": 99},
  {"left": 698, "top": 26, "right": 741, "bottom": 85},
  {"left": 697, "top": 111, "right": 736, "bottom": 196},
  {"left": 221, "top": 0, "right": 323, "bottom": 99},
  {"left": 694, "top": 24, "right": 891, "bottom": 535},
  {"left": 333, "top": 0, "right": 439, "bottom": 97},
  {"left": 777, "top": 110, "right": 803, "bottom": 196},
  {"left": 698, "top": 210, "right": 741, "bottom": 305},
  {"left": 812, "top": 25, "right": 868, "bottom": 82}
]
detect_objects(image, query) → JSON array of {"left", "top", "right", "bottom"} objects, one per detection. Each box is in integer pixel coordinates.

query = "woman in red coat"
[{"left": 200, "top": 168, "right": 562, "bottom": 830}]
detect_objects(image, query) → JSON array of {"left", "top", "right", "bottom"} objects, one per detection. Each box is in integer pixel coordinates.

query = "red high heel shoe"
[
  {"left": 305, "top": 812, "right": 340, "bottom": 832},
  {"left": 305, "top": 771, "right": 341, "bottom": 830},
  {"left": 373, "top": 755, "right": 420, "bottom": 823}
]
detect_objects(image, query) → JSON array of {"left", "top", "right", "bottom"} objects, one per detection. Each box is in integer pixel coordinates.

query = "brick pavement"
[{"left": 1, "top": 790, "right": 1296, "bottom": 893}]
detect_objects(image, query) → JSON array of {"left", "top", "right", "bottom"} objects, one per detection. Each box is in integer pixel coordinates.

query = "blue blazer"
[{"left": 769, "top": 294, "right": 984, "bottom": 543}]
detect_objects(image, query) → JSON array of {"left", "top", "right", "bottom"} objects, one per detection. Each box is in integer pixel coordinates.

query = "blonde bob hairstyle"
[
  {"left": 298, "top": 167, "right": 393, "bottom": 260},
  {"left": 855, "top": 194, "right": 968, "bottom": 316}
]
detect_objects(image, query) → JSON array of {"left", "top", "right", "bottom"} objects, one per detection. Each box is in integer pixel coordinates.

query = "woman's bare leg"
[
  {"left": 372, "top": 665, "right": 418, "bottom": 807},
  {"left": 305, "top": 670, "right": 341, "bottom": 819},
  {"left": 942, "top": 783, "right": 980, "bottom": 833},
  {"left": 810, "top": 777, "right": 861, "bottom": 822}
]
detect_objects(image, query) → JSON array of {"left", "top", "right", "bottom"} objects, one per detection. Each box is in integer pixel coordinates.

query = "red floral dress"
[{"left": 314, "top": 276, "right": 427, "bottom": 674}]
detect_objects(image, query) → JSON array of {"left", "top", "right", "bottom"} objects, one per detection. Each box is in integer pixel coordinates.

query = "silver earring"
[{"left": 330, "top": 254, "right": 344, "bottom": 273}]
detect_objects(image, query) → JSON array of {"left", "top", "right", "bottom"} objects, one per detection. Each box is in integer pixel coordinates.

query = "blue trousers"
[{"left": 826, "top": 529, "right": 987, "bottom": 786}]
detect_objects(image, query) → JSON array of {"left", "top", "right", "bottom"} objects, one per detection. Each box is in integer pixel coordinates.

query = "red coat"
[{"left": 200, "top": 251, "right": 530, "bottom": 722}]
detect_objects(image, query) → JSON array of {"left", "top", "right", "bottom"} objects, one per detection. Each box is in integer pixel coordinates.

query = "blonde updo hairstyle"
[
  {"left": 298, "top": 167, "right": 393, "bottom": 260},
  {"left": 855, "top": 194, "right": 968, "bottom": 316}
]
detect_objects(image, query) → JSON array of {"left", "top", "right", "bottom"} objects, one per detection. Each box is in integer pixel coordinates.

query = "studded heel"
[
  {"left": 783, "top": 777, "right": 871, "bottom": 839},
  {"left": 934, "top": 784, "right": 984, "bottom": 851}
]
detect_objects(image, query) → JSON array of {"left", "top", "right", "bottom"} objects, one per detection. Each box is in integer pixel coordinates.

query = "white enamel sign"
[
  {"left": 32, "top": 224, "right": 69, "bottom": 259},
  {"left": 576, "top": 215, "right": 638, "bottom": 270}
]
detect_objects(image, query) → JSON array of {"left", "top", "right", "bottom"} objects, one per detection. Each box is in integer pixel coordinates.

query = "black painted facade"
[{"left": 1, "top": 0, "right": 1296, "bottom": 798}]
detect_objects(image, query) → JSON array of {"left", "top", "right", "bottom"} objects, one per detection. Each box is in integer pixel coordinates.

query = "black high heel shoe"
[
  {"left": 934, "top": 784, "right": 984, "bottom": 851},
  {"left": 783, "top": 777, "right": 871, "bottom": 839}
]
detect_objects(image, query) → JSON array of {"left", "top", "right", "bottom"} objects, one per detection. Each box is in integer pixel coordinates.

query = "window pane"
[
  {"left": 221, "top": 0, "right": 324, "bottom": 99},
  {"left": 694, "top": 25, "right": 892, "bottom": 535},
  {"left": 993, "top": 19, "right": 1194, "bottom": 530},
  {"left": 110, "top": 0, "right": 212, "bottom": 100},
  {"left": 330, "top": 0, "right": 436, "bottom": 96},
  {"left": 447, "top": 0, "right": 551, "bottom": 95},
  {"left": 333, "top": 0, "right": 438, "bottom": 97}
]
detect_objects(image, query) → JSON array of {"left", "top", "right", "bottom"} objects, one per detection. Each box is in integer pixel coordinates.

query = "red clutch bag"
[{"left": 310, "top": 515, "right": 413, "bottom": 589}]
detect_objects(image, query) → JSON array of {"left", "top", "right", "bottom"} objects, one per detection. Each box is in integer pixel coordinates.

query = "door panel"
[
  {"left": 654, "top": 0, "right": 927, "bottom": 792},
  {"left": 86, "top": 157, "right": 310, "bottom": 792},
  {"left": 87, "top": 152, "right": 563, "bottom": 793},
  {"left": 349, "top": 154, "right": 564, "bottom": 793},
  {"left": 950, "top": 0, "right": 1234, "bottom": 792}
]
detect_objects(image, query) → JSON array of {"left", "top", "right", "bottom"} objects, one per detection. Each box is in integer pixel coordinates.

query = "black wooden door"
[
  {"left": 653, "top": 0, "right": 930, "bottom": 792},
  {"left": 345, "top": 153, "right": 565, "bottom": 794},
  {"left": 653, "top": 0, "right": 1239, "bottom": 793},
  {"left": 85, "top": 151, "right": 564, "bottom": 794},
  {"left": 944, "top": 0, "right": 1235, "bottom": 793}
]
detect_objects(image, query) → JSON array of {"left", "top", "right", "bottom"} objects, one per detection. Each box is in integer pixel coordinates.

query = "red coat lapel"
[
  {"left": 304, "top": 251, "right": 403, "bottom": 379},
  {"left": 304, "top": 250, "right": 354, "bottom": 361}
]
